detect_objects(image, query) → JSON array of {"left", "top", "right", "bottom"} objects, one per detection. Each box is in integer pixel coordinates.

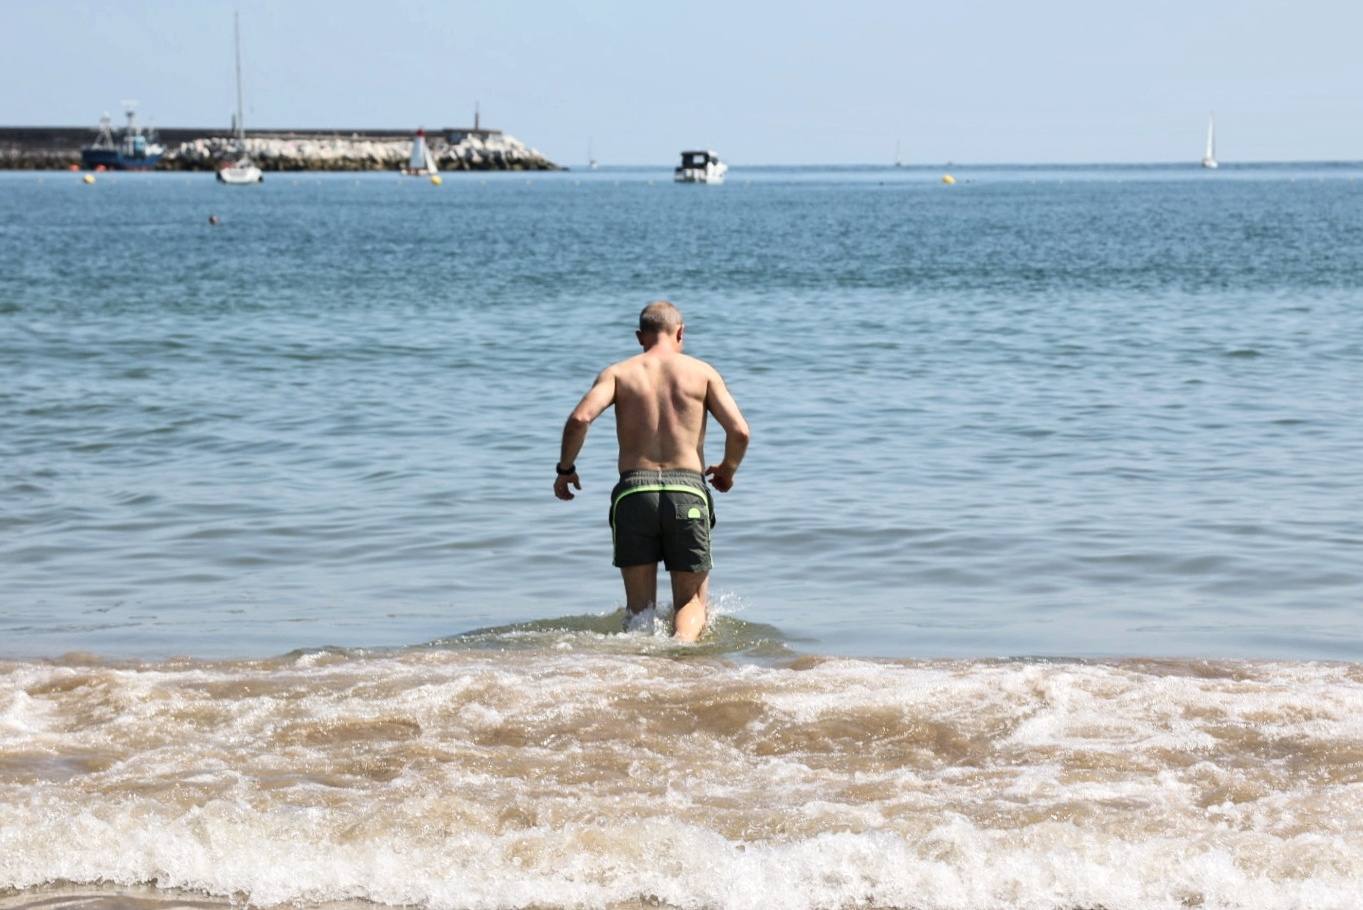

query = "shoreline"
[{"left": 4, "top": 883, "right": 722, "bottom": 910}]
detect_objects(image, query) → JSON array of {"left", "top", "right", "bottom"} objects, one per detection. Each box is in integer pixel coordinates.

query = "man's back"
[
  {"left": 553, "top": 300, "right": 749, "bottom": 642},
  {"left": 611, "top": 349, "right": 712, "bottom": 474}
]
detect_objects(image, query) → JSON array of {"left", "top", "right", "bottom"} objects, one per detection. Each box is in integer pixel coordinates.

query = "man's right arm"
[
  {"left": 703, "top": 368, "right": 750, "bottom": 493},
  {"left": 554, "top": 367, "right": 617, "bottom": 501}
]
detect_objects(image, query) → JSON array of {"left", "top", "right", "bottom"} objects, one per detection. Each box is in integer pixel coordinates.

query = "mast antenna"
[{"left": 234, "top": 11, "right": 246, "bottom": 142}]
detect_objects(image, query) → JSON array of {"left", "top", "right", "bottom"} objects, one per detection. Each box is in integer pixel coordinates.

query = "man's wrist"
[{"left": 556, "top": 463, "right": 576, "bottom": 476}]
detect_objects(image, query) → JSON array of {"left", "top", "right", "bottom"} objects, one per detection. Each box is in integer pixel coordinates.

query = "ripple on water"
[{"left": 2, "top": 169, "right": 1363, "bottom": 661}]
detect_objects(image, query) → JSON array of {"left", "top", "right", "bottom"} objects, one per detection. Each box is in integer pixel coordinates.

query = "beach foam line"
[{"left": 2, "top": 649, "right": 1362, "bottom": 909}]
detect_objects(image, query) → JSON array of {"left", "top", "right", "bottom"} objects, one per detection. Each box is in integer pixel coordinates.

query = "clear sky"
[{"left": 2, "top": 0, "right": 1360, "bottom": 165}]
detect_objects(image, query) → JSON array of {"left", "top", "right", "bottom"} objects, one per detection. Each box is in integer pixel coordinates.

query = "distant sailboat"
[
  {"left": 588, "top": 138, "right": 598, "bottom": 170},
  {"left": 402, "top": 128, "right": 439, "bottom": 176},
  {"left": 894, "top": 140, "right": 903, "bottom": 168},
  {"left": 1201, "top": 114, "right": 1218, "bottom": 170},
  {"left": 217, "top": 11, "right": 263, "bottom": 185}
]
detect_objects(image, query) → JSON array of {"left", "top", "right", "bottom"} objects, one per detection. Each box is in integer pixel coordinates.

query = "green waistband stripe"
[
  {"left": 610, "top": 484, "right": 708, "bottom": 529},
  {"left": 613, "top": 484, "right": 708, "bottom": 506}
]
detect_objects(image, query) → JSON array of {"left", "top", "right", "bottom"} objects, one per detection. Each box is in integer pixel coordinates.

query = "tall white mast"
[{"left": 234, "top": 12, "right": 246, "bottom": 146}]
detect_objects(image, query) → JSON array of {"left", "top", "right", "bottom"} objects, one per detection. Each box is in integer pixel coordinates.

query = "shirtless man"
[{"left": 554, "top": 301, "right": 750, "bottom": 642}]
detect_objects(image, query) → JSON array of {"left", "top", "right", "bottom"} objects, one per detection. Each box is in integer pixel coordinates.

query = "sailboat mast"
[{"left": 234, "top": 12, "right": 246, "bottom": 144}]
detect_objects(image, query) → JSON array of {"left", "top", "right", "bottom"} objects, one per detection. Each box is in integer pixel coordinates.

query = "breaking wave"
[{"left": 2, "top": 624, "right": 1362, "bottom": 909}]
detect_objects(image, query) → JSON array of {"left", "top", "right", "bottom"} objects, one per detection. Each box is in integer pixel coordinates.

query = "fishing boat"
[
  {"left": 80, "top": 105, "right": 164, "bottom": 171},
  {"left": 401, "top": 129, "right": 439, "bottom": 176},
  {"left": 1201, "top": 114, "right": 1218, "bottom": 170},
  {"left": 674, "top": 149, "right": 727, "bottom": 184},
  {"left": 217, "top": 12, "right": 263, "bottom": 185}
]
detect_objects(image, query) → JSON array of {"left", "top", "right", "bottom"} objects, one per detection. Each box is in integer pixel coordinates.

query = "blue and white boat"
[{"left": 81, "top": 106, "right": 164, "bottom": 170}]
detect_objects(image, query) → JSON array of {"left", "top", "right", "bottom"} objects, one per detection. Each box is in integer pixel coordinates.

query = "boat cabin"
[
  {"left": 679, "top": 150, "right": 718, "bottom": 169},
  {"left": 674, "top": 149, "right": 728, "bottom": 184}
]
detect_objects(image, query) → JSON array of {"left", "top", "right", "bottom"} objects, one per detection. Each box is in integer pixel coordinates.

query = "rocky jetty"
[
  {"left": 162, "top": 131, "right": 558, "bottom": 172},
  {"left": 0, "top": 126, "right": 559, "bottom": 171}
]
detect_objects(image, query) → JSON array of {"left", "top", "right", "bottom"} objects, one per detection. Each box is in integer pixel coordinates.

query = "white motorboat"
[
  {"left": 1201, "top": 114, "right": 1218, "bottom": 170},
  {"left": 674, "top": 149, "right": 727, "bottom": 184},
  {"left": 218, "top": 156, "right": 263, "bottom": 184},
  {"left": 401, "top": 128, "right": 439, "bottom": 176},
  {"left": 217, "top": 12, "right": 263, "bottom": 185}
]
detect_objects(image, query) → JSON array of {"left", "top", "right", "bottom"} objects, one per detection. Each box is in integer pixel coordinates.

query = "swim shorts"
[{"left": 609, "top": 469, "right": 715, "bottom": 572}]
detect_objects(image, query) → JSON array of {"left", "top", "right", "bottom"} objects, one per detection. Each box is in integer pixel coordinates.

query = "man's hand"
[
  {"left": 705, "top": 463, "right": 736, "bottom": 493},
  {"left": 554, "top": 472, "right": 582, "bottom": 501}
]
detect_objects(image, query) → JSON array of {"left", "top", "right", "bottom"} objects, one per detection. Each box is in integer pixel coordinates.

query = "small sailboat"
[
  {"left": 894, "top": 140, "right": 903, "bottom": 168},
  {"left": 402, "top": 128, "right": 439, "bottom": 176},
  {"left": 217, "top": 11, "right": 263, "bottom": 185},
  {"left": 1201, "top": 114, "right": 1218, "bottom": 170},
  {"left": 587, "top": 138, "right": 598, "bottom": 170}
]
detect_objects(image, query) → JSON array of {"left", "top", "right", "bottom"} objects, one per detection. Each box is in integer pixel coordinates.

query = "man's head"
[{"left": 637, "top": 300, "right": 684, "bottom": 350}]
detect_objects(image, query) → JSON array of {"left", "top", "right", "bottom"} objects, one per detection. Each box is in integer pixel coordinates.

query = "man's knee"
[{"left": 670, "top": 570, "right": 708, "bottom": 602}]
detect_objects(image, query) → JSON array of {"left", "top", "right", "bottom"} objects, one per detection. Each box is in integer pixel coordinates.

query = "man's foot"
[{"left": 623, "top": 605, "right": 656, "bottom": 634}]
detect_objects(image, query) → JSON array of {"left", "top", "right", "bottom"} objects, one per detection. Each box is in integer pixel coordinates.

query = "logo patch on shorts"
[{"left": 687, "top": 506, "right": 703, "bottom": 520}]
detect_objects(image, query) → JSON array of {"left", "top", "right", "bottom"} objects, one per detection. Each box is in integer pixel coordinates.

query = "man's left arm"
[{"left": 554, "top": 368, "right": 616, "bottom": 501}]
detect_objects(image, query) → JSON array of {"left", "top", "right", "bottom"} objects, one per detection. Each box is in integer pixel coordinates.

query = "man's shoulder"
[
  {"left": 676, "top": 352, "right": 716, "bottom": 371},
  {"left": 606, "top": 353, "right": 648, "bottom": 373},
  {"left": 680, "top": 353, "right": 721, "bottom": 380}
]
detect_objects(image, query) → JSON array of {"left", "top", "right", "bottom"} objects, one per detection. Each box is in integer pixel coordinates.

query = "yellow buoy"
[
  {"left": 941, "top": 174, "right": 956, "bottom": 185},
  {"left": 430, "top": 175, "right": 443, "bottom": 186},
  {"left": 82, "top": 174, "right": 96, "bottom": 185}
]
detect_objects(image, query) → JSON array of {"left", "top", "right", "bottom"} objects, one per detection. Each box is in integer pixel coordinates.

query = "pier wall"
[{"left": 0, "top": 127, "right": 558, "bottom": 171}]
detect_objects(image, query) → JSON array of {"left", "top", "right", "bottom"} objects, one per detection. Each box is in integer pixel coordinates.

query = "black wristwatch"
[{"left": 556, "top": 463, "right": 576, "bottom": 476}]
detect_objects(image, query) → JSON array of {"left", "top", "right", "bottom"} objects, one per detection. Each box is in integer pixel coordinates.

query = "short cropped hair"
[{"left": 639, "top": 300, "right": 683, "bottom": 334}]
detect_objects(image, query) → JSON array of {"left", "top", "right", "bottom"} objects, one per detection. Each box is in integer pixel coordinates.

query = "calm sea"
[{"left": 1, "top": 164, "right": 1361, "bottom": 909}]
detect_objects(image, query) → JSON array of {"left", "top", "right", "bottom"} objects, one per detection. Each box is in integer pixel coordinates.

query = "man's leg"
[
  {"left": 621, "top": 563, "right": 658, "bottom": 615},
  {"left": 669, "top": 570, "right": 709, "bottom": 643}
]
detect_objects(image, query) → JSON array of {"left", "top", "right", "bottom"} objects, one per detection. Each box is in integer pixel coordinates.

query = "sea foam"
[{"left": 1, "top": 650, "right": 1361, "bottom": 909}]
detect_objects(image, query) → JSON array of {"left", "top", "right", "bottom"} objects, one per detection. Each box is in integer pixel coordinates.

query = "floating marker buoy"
[
  {"left": 82, "top": 174, "right": 96, "bottom": 185},
  {"left": 430, "top": 175, "right": 443, "bottom": 186},
  {"left": 942, "top": 174, "right": 956, "bottom": 185},
  {"left": 208, "top": 214, "right": 221, "bottom": 225}
]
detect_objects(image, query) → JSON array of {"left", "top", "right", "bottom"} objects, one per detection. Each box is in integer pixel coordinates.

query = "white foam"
[
  {"left": 2, "top": 806, "right": 1359, "bottom": 910},
  {"left": 2, "top": 655, "right": 1362, "bottom": 909},
  {"left": 622, "top": 605, "right": 658, "bottom": 634}
]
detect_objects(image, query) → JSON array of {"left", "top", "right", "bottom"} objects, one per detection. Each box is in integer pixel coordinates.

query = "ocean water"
[{"left": 2, "top": 164, "right": 1363, "bottom": 909}]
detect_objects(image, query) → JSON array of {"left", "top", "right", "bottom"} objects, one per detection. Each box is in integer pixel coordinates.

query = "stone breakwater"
[
  {"left": 163, "top": 132, "right": 557, "bottom": 172},
  {"left": 0, "top": 127, "right": 559, "bottom": 171}
]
